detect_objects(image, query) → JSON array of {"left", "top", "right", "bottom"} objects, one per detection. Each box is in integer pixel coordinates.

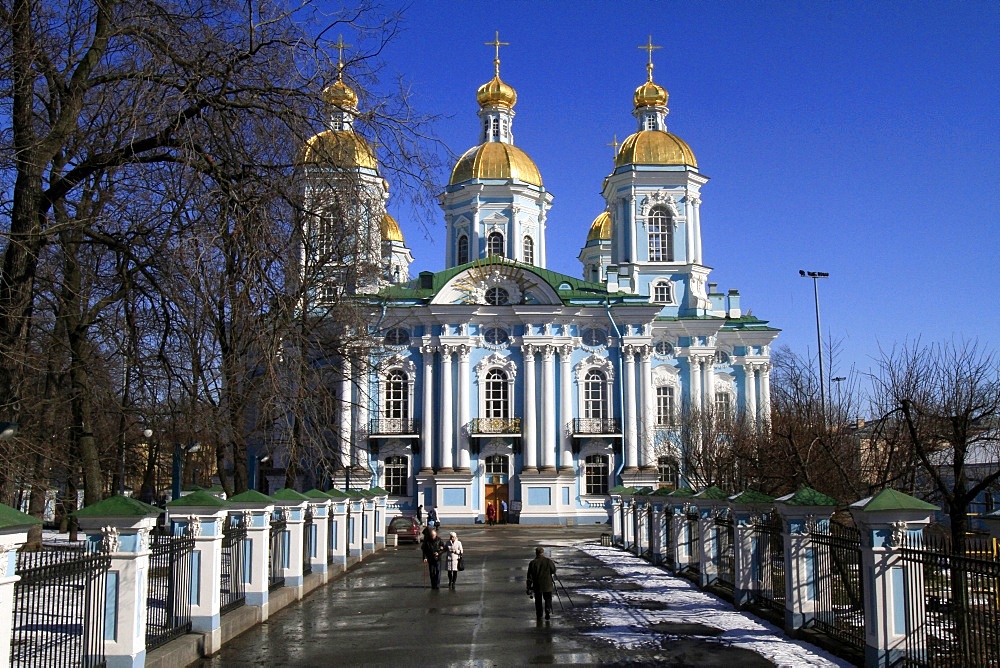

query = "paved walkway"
[{"left": 198, "top": 525, "right": 845, "bottom": 667}]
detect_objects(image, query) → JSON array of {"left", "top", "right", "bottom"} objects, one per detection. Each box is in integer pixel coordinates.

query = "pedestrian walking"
[
  {"left": 500, "top": 499, "right": 508, "bottom": 524},
  {"left": 427, "top": 506, "right": 438, "bottom": 527},
  {"left": 486, "top": 503, "right": 496, "bottom": 526},
  {"left": 445, "top": 531, "right": 464, "bottom": 588},
  {"left": 421, "top": 527, "right": 446, "bottom": 589},
  {"left": 415, "top": 505, "right": 424, "bottom": 525},
  {"left": 526, "top": 546, "right": 557, "bottom": 620}
]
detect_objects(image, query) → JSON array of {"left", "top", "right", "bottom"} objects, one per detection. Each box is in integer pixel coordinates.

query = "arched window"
[
  {"left": 384, "top": 456, "right": 408, "bottom": 496},
  {"left": 656, "top": 386, "right": 676, "bottom": 426},
  {"left": 484, "top": 287, "right": 510, "bottom": 306},
  {"left": 522, "top": 236, "right": 534, "bottom": 265},
  {"left": 647, "top": 206, "right": 674, "bottom": 262},
  {"left": 491, "top": 118, "right": 500, "bottom": 139},
  {"left": 584, "top": 454, "right": 609, "bottom": 495},
  {"left": 484, "top": 369, "right": 509, "bottom": 418},
  {"left": 487, "top": 232, "right": 505, "bottom": 257},
  {"left": 384, "top": 370, "right": 409, "bottom": 420},
  {"left": 644, "top": 115, "right": 657, "bottom": 131},
  {"left": 652, "top": 280, "right": 673, "bottom": 304},
  {"left": 584, "top": 370, "right": 607, "bottom": 419},
  {"left": 657, "top": 456, "right": 679, "bottom": 489},
  {"left": 457, "top": 235, "right": 469, "bottom": 265}
]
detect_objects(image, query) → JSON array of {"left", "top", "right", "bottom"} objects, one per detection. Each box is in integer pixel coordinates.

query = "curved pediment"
[{"left": 432, "top": 260, "right": 563, "bottom": 306}]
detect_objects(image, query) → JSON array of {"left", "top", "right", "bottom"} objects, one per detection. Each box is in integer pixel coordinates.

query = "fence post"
[
  {"left": 226, "top": 491, "right": 275, "bottom": 620},
  {"left": 371, "top": 487, "right": 388, "bottom": 550},
  {"left": 0, "top": 503, "right": 40, "bottom": 667},
  {"left": 270, "top": 489, "right": 309, "bottom": 592},
  {"left": 166, "top": 490, "right": 230, "bottom": 654},
  {"left": 361, "top": 491, "right": 376, "bottom": 556},
  {"left": 633, "top": 491, "right": 650, "bottom": 558},
  {"left": 649, "top": 489, "right": 672, "bottom": 565},
  {"left": 609, "top": 492, "right": 623, "bottom": 545},
  {"left": 326, "top": 491, "right": 350, "bottom": 572},
  {"left": 347, "top": 492, "right": 365, "bottom": 562},
  {"left": 303, "top": 492, "right": 331, "bottom": 581},
  {"left": 775, "top": 486, "right": 838, "bottom": 634},
  {"left": 849, "top": 489, "right": 937, "bottom": 668},
  {"left": 666, "top": 488, "right": 694, "bottom": 572},
  {"left": 728, "top": 490, "right": 775, "bottom": 608},
  {"left": 693, "top": 486, "right": 729, "bottom": 588}
]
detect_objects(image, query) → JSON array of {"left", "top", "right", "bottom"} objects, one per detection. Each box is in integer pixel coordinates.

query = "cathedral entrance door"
[{"left": 484, "top": 483, "right": 508, "bottom": 524}]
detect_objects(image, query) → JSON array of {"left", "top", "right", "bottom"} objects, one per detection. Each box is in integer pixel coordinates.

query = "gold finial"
[
  {"left": 607, "top": 134, "right": 620, "bottom": 159},
  {"left": 334, "top": 34, "right": 352, "bottom": 80},
  {"left": 485, "top": 30, "right": 509, "bottom": 76},
  {"left": 638, "top": 35, "right": 662, "bottom": 83}
]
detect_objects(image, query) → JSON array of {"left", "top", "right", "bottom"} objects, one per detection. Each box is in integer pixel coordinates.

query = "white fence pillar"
[
  {"left": 362, "top": 494, "right": 376, "bottom": 555},
  {"left": 226, "top": 491, "right": 275, "bottom": 616},
  {"left": 0, "top": 503, "right": 40, "bottom": 668},
  {"left": 694, "top": 487, "right": 729, "bottom": 588},
  {"left": 348, "top": 494, "right": 364, "bottom": 559},
  {"left": 304, "top": 493, "right": 332, "bottom": 580},
  {"left": 271, "top": 489, "right": 310, "bottom": 590},
  {"left": 610, "top": 494, "right": 623, "bottom": 544},
  {"left": 728, "top": 491, "right": 775, "bottom": 608},
  {"left": 775, "top": 487, "right": 838, "bottom": 633},
  {"left": 326, "top": 492, "right": 349, "bottom": 572},
  {"left": 372, "top": 489, "right": 388, "bottom": 548}
]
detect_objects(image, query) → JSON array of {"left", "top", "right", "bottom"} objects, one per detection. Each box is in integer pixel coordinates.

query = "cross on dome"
[
  {"left": 334, "top": 34, "right": 352, "bottom": 80},
  {"left": 638, "top": 35, "right": 662, "bottom": 82},
  {"left": 485, "top": 30, "right": 509, "bottom": 76}
]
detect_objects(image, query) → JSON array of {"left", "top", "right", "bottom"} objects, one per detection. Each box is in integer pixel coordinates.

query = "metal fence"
[
  {"left": 220, "top": 515, "right": 247, "bottom": 614},
  {"left": 809, "top": 521, "right": 864, "bottom": 651},
  {"left": 750, "top": 512, "right": 785, "bottom": 613},
  {"left": 663, "top": 515, "right": 675, "bottom": 569},
  {"left": 12, "top": 549, "right": 111, "bottom": 668},
  {"left": 900, "top": 534, "right": 1000, "bottom": 667},
  {"left": 303, "top": 507, "right": 314, "bottom": 577},
  {"left": 146, "top": 531, "right": 194, "bottom": 650},
  {"left": 715, "top": 515, "right": 735, "bottom": 591},
  {"left": 269, "top": 513, "right": 287, "bottom": 591},
  {"left": 683, "top": 515, "right": 701, "bottom": 577}
]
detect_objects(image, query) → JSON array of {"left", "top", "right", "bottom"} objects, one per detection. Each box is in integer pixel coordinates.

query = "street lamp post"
[
  {"left": 799, "top": 270, "right": 830, "bottom": 424},
  {"left": 250, "top": 454, "right": 270, "bottom": 493},
  {"left": 171, "top": 442, "right": 201, "bottom": 502}
]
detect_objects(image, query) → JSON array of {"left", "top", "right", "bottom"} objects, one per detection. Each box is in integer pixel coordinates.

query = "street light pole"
[{"left": 799, "top": 270, "right": 830, "bottom": 424}]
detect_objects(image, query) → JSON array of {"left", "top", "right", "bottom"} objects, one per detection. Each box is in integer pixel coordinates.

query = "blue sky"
[{"left": 351, "top": 1, "right": 999, "bottom": 379}]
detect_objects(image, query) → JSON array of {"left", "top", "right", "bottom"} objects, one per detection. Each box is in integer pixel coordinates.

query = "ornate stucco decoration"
[
  {"left": 651, "top": 363, "right": 680, "bottom": 387},
  {"left": 101, "top": 525, "right": 121, "bottom": 553},
  {"left": 638, "top": 190, "right": 680, "bottom": 219},
  {"left": 185, "top": 516, "right": 202, "bottom": 538},
  {"left": 475, "top": 352, "right": 518, "bottom": 380},
  {"left": 241, "top": 510, "right": 254, "bottom": 528},
  {"left": 887, "top": 520, "right": 908, "bottom": 548},
  {"left": 574, "top": 353, "right": 615, "bottom": 384},
  {"left": 377, "top": 354, "right": 416, "bottom": 379}
]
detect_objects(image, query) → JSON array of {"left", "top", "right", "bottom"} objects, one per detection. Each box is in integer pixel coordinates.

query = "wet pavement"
[{"left": 198, "top": 525, "right": 777, "bottom": 667}]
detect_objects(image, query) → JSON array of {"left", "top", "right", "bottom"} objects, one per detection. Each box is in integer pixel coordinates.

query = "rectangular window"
[
  {"left": 585, "top": 456, "right": 609, "bottom": 495},
  {"left": 385, "top": 465, "right": 407, "bottom": 496},
  {"left": 656, "top": 386, "right": 675, "bottom": 426},
  {"left": 715, "top": 392, "right": 733, "bottom": 418}
]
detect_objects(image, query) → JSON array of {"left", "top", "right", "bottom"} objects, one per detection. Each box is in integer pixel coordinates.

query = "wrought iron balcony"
[
  {"left": 368, "top": 418, "right": 421, "bottom": 435},
  {"left": 469, "top": 417, "right": 522, "bottom": 435},
  {"left": 572, "top": 418, "right": 622, "bottom": 435}
]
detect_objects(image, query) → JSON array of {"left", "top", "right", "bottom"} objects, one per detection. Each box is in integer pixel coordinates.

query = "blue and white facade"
[{"left": 304, "top": 46, "right": 779, "bottom": 525}]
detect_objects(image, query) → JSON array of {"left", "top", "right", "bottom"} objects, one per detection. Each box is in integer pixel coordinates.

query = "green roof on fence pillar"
[
  {"left": 270, "top": 488, "right": 311, "bottom": 502},
  {"left": 729, "top": 490, "right": 775, "bottom": 505},
  {"left": 0, "top": 502, "right": 42, "bottom": 529},
  {"left": 325, "top": 489, "right": 351, "bottom": 499},
  {"left": 860, "top": 488, "right": 939, "bottom": 512},
  {"left": 665, "top": 487, "right": 695, "bottom": 498},
  {"left": 74, "top": 495, "right": 161, "bottom": 518},
  {"left": 695, "top": 486, "right": 729, "bottom": 500},
  {"left": 303, "top": 489, "right": 333, "bottom": 500},
  {"left": 777, "top": 486, "right": 839, "bottom": 507},
  {"left": 227, "top": 490, "right": 275, "bottom": 503},
  {"left": 166, "top": 489, "right": 230, "bottom": 509}
]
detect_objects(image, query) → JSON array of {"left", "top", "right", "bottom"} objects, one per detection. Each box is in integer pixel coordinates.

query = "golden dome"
[
  {"left": 300, "top": 130, "right": 378, "bottom": 170},
  {"left": 615, "top": 130, "right": 697, "bottom": 169},
  {"left": 587, "top": 211, "right": 612, "bottom": 242},
  {"left": 381, "top": 213, "right": 404, "bottom": 243},
  {"left": 323, "top": 79, "right": 358, "bottom": 108},
  {"left": 449, "top": 142, "right": 542, "bottom": 186},
  {"left": 476, "top": 74, "right": 517, "bottom": 109},
  {"left": 634, "top": 80, "right": 668, "bottom": 108}
]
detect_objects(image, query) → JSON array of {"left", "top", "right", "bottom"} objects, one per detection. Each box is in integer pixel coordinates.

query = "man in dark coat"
[
  {"left": 526, "top": 546, "right": 557, "bottom": 619},
  {"left": 421, "top": 527, "right": 446, "bottom": 589}
]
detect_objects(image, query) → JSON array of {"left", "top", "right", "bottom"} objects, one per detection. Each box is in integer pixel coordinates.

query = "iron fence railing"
[
  {"left": 303, "top": 507, "right": 314, "bottom": 577},
  {"left": 269, "top": 513, "right": 287, "bottom": 591},
  {"left": 900, "top": 534, "right": 1000, "bottom": 667},
  {"left": 663, "top": 515, "right": 676, "bottom": 569},
  {"left": 683, "top": 516, "right": 701, "bottom": 577},
  {"left": 572, "top": 418, "right": 622, "bottom": 434},
  {"left": 809, "top": 522, "right": 864, "bottom": 652},
  {"left": 146, "top": 531, "right": 194, "bottom": 650},
  {"left": 750, "top": 512, "right": 785, "bottom": 614},
  {"left": 468, "top": 417, "right": 521, "bottom": 435},
  {"left": 716, "top": 515, "right": 735, "bottom": 590},
  {"left": 368, "top": 418, "right": 420, "bottom": 435},
  {"left": 12, "top": 549, "right": 111, "bottom": 668},
  {"left": 220, "top": 515, "right": 247, "bottom": 614}
]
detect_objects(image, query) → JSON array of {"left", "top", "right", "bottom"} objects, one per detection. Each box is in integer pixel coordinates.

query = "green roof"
[
  {"left": 227, "top": 490, "right": 274, "bottom": 503},
  {"left": 778, "top": 486, "right": 839, "bottom": 507},
  {"left": 303, "top": 489, "right": 333, "bottom": 500},
  {"left": 270, "top": 488, "right": 311, "bottom": 501},
  {"left": 609, "top": 485, "right": 638, "bottom": 495},
  {"left": 0, "top": 503, "right": 42, "bottom": 528},
  {"left": 324, "top": 489, "right": 351, "bottom": 499},
  {"left": 666, "top": 487, "right": 695, "bottom": 498},
  {"left": 730, "top": 490, "right": 775, "bottom": 505},
  {"left": 75, "top": 495, "right": 160, "bottom": 518},
  {"left": 631, "top": 487, "right": 654, "bottom": 496},
  {"left": 650, "top": 486, "right": 678, "bottom": 497},
  {"left": 166, "top": 490, "right": 229, "bottom": 509},
  {"left": 695, "top": 486, "right": 729, "bottom": 500},
  {"left": 369, "top": 486, "right": 388, "bottom": 496},
  {"left": 861, "top": 489, "right": 939, "bottom": 513}
]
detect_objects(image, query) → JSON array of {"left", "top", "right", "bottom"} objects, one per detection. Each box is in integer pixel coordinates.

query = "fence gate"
[
  {"left": 809, "top": 521, "right": 864, "bottom": 652},
  {"left": 750, "top": 512, "right": 785, "bottom": 613},
  {"left": 146, "top": 531, "right": 194, "bottom": 650},
  {"left": 269, "top": 513, "right": 287, "bottom": 591},
  {"left": 12, "top": 549, "right": 111, "bottom": 668},
  {"left": 221, "top": 515, "right": 247, "bottom": 614}
]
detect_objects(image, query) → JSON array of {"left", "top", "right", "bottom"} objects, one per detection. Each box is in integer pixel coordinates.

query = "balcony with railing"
[
  {"left": 469, "top": 417, "right": 522, "bottom": 436},
  {"left": 368, "top": 418, "right": 421, "bottom": 436},
  {"left": 572, "top": 418, "right": 622, "bottom": 435}
]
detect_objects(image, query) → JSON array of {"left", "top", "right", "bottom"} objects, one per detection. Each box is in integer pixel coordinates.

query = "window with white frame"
[
  {"left": 523, "top": 236, "right": 534, "bottom": 265},
  {"left": 584, "top": 370, "right": 607, "bottom": 419},
  {"left": 487, "top": 232, "right": 504, "bottom": 257},
  {"left": 384, "top": 456, "right": 408, "bottom": 495},
  {"left": 384, "top": 370, "right": 409, "bottom": 420},
  {"left": 652, "top": 280, "right": 673, "bottom": 304},
  {"left": 584, "top": 454, "right": 609, "bottom": 495},
  {"left": 484, "top": 369, "right": 510, "bottom": 418},
  {"left": 484, "top": 287, "right": 510, "bottom": 306},
  {"left": 654, "top": 340, "right": 674, "bottom": 357},
  {"left": 647, "top": 206, "right": 674, "bottom": 262},
  {"left": 656, "top": 385, "right": 676, "bottom": 426},
  {"left": 491, "top": 118, "right": 500, "bottom": 139},
  {"left": 714, "top": 350, "right": 730, "bottom": 366},
  {"left": 645, "top": 115, "right": 656, "bottom": 131},
  {"left": 457, "top": 235, "right": 469, "bottom": 264},
  {"left": 484, "top": 455, "right": 508, "bottom": 476},
  {"left": 715, "top": 391, "right": 733, "bottom": 418},
  {"left": 657, "top": 456, "right": 679, "bottom": 489}
]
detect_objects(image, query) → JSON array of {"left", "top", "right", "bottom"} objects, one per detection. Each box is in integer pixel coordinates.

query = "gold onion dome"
[
  {"left": 300, "top": 130, "right": 378, "bottom": 170},
  {"left": 634, "top": 80, "right": 668, "bottom": 108},
  {"left": 477, "top": 74, "right": 517, "bottom": 109},
  {"left": 449, "top": 142, "right": 542, "bottom": 187},
  {"left": 587, "top": 211, "right": 612, "bottom": 242},
  {"left": 616, "top": 131, "right": 697, "bottom": 169},
  {"left": 323, "top": 79, "right": 358, "bottom": 108},
  {"left": 381, "top": 212, "right": 404, "bottom": 243}
]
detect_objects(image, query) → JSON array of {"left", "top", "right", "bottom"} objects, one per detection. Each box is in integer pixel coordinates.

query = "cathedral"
[{"left": 295, "top": 37, "right": 779, "bottom": 525}]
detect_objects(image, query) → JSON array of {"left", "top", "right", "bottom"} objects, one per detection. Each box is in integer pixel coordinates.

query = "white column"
[
  {"left": 760, "top": 362, "right": 772, "bottom": 429},
  {"left": 522, "top": 345, "right": 537, "bottom": 471},
  {"left": 559, "top": 345, "right": 574, "bottom": 470},
  {"left": 639, "top": 346, "right": 654, "bottom": 469},
  {"left": 420, "top": 345, "right": 435, "bottom": 471},
  {"left": 689, "top": 358, "right": 703, "bottom": 413},
  {"left": 340, "top": 357, "right": 353, "bottom": 468},
  {"left": 704, "top": 358, "right": 715, "bottom": 416},
  {"left": 353, "top": 366, "right": 368, "bottom": 469},
  {"left": 624, "top": 345, "right": 638, "bottom": 471},
  {"left": 684, "top": 200, "right": 695, "bottom": 262},
  {"left": 692, "top": 197, "right": 703, "bottom": 264},
  {"left": 541, "top": 345, "right": 557, "bottom": 471},
  {"left": 457, "top": 345, "right": 471, "bottom": 471},
  {"left": 440, "top": 346, "right": 454, "bottom": 472},
  {"left": 744, "top": 364, "right": 758, "bottom": 429}
]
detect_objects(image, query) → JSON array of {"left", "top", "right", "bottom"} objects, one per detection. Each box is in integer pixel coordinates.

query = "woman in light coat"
[{"left": 445, "top": 532, "right": 464, "bottom": 588}]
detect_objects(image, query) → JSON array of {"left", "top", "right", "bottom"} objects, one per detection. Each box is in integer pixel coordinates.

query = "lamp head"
[
  {"left": 0, "top": 422, "right": 18, "bottom": 440},
  {"left": 143, "top": 428, "right": 153, "bottom": 438}
]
